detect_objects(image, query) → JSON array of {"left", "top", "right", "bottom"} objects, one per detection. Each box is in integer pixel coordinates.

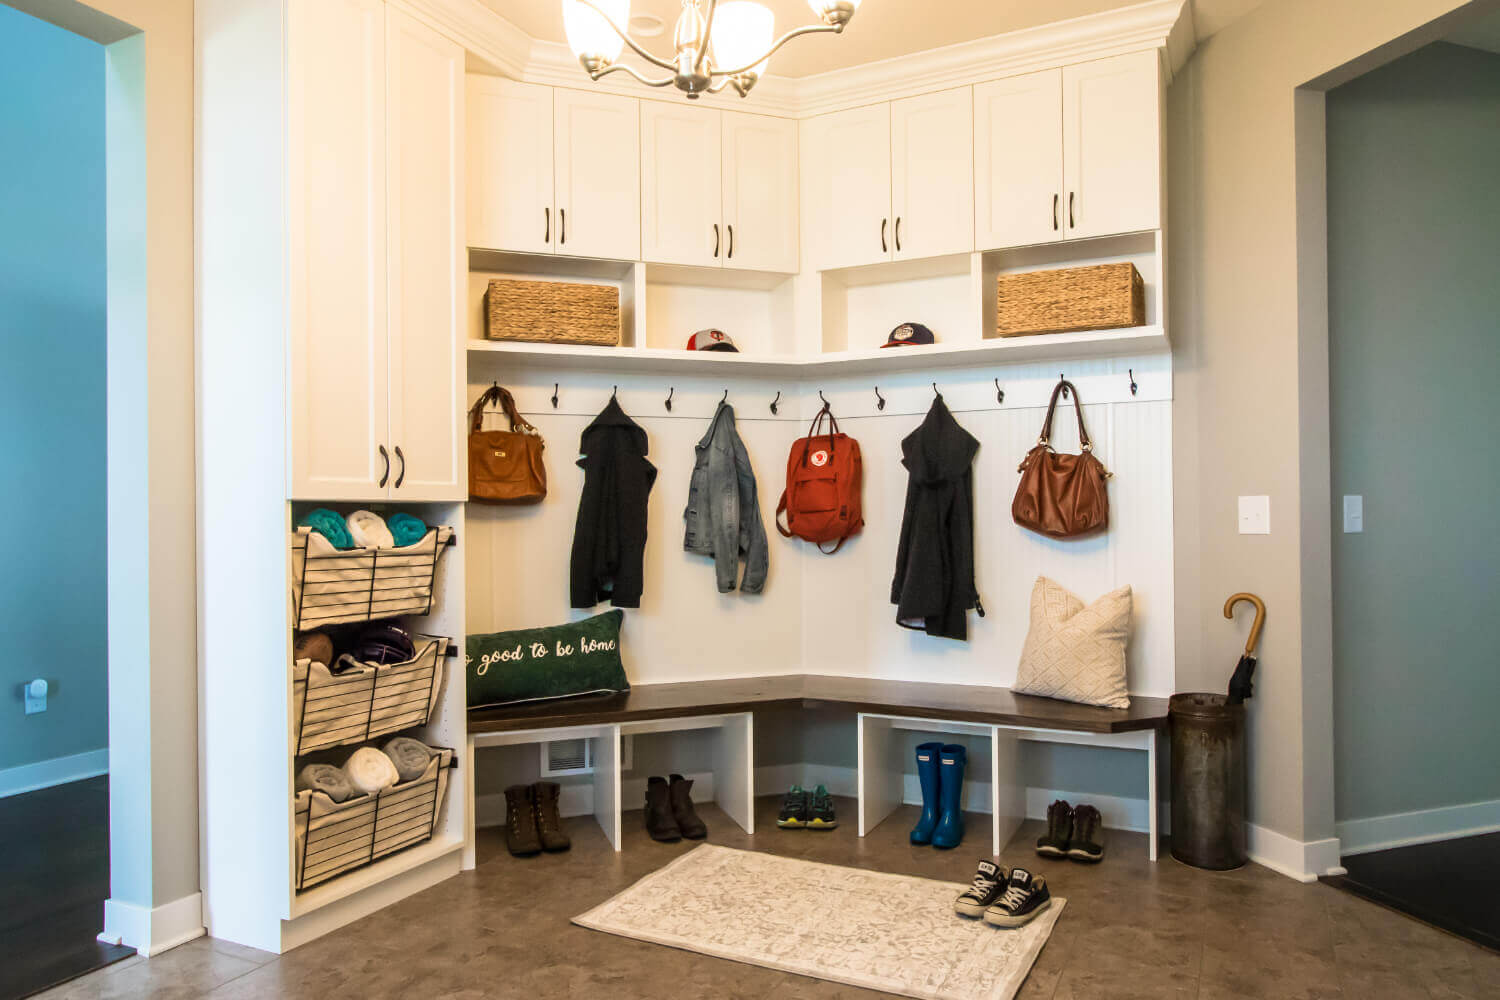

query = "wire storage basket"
[
  {"left": 290, "top": 526, "right": 455, "bottom": 630},
  {"left": 292, "top": 637, "right": 451, "bottom": 755},
  {"left": 294, "top": 746, "right": 455, "bottom": 891}
]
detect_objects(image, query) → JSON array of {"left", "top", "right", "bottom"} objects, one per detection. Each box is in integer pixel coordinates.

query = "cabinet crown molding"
[{"left": 401, "top": 0, "right": 1194, "bottom": 120}]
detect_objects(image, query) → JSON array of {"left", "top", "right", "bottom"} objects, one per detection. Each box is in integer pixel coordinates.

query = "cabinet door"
[
  {"left": 386, "top": 5, "right": 465, "bottom": 501},
  {"left": 722, "top": 111, "right": 798, "bottom": 274},
  {"left": 554, "top": 89, "right": 640, "bottom": 260},
  {"left": 641, "top": 103, "right": 722, "bottom": 267},
  {"left": 974, "top": 69, "right": 1063, "bottom": 251},
  {"left": 890, "top": 87, "right": 973, "bottom": 260},
  {"left": 802, "top": 104, "right": 891, "bottom": 270},
  {"left": 287, "top": 0, "right": 389, "bottom": 501},
  {"left": 466, "top": 77, "right": 553, "bottom": 254},
  {"left": 1063, "top": 50, "right": 1161, "bottom": 240}
]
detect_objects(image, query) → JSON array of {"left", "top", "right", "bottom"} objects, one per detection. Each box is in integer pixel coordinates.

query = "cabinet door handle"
[
  {"left": 880, "top": 218, "right": 888, "bottom": 253},
  {"left": 727, "top": 224, "right": 734, "bottom": 260},
  {"left": 1053, "top": 194, "right": 1059, "bottom": 231},
  {"left": 1069, "top": 192, "right": 1075, "bottom": 229},
  {"left": 895, "top": 217, "right": 902, "bottom": 252},
  {"left": 544, "top": 207, "right": 550, "bottom": 244},
  {"left": 393, "top": 445, "right": 406, "bottom": 489},
  {"left": 560, "top": 208, "right": 566, "bottom": 245},
  {"left": 713, "top": 223, "right": 720, "bottom": 258},
  {"left": 378, "top": 444, "right": 390, "bottom": 488}
]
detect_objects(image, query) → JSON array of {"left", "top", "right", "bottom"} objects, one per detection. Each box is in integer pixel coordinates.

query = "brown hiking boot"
[
  {"left": 1035, "top": 799, "right": 1073, "bottom": 857},
  {"left": 669, "top": 774, "right": 708, "bottom": 840},
  {"left": 505, "top": 784, "right": 542, "bottom": 857},
  {"left": 532, "top": 781, "right": 571, "bottom": 853},
  {"left": 1067, "top": 804, "right": 1105, "bottom": 863},
  {"left": 645, "top": 776, "right": 682, "bottom": 842}
]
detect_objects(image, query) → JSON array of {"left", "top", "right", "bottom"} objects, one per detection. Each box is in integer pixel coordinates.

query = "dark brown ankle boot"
[
  {"left": 532, "top": 781, "right": 571, "bottom": 853},
  {"left": 645, "top": 776, "right": 682, "bottom": 842},
  {"left": 669, "top": 773, "right": 708, "bottom": 840},
  {"left": 504, "top": 784, "right": 542, "bottom": 857}
]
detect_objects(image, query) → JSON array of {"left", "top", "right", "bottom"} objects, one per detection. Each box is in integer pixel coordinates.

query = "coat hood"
[
  {"left": 583, "top": 396, "right": 649, "bottom": 455},
  {"left": 901, "top": 397, "right": 979, "bottom": 485}
]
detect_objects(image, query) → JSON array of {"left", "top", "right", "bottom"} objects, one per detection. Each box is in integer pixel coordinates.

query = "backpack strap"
[
  {"left": 816, "top": 536, "right": 847, "bottom": 555},
  {"left": 774, "top": 490, "right": 794, "bottom": 538}
]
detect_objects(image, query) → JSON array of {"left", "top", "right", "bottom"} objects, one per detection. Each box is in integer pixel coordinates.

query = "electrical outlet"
[
  {"left": 1238, "top": 496, "right": 1270, "bottom": 535},
  {"left": 1343, "top": 495, "right": 1363, "bottom": 533},
  {"left": 24, "top": 678, "right": 48, "bottom": 715}
]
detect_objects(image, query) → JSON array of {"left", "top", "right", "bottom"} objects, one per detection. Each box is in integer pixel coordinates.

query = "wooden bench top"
[{"left": 466, "top": 674, "right": 1169, "bottom": 736}]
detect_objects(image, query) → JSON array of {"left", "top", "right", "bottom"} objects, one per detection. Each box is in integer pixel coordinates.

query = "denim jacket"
[{"left": 684, "top": 402, "right": 769, "bottom": 594}]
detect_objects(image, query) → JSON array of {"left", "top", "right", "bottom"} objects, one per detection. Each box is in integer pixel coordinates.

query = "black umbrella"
[{"left": 1223, "top": 593, "right": 1266, "bottom": 705}]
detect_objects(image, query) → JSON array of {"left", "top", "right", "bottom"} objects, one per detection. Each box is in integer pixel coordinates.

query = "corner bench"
[{"left": 465, "top": 675, "right": 1169, "bottom": 865}]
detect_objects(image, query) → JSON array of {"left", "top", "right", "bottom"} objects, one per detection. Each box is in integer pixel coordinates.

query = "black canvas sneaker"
[
  {"left": 983, "top": 867, "right": 1052, "bottom": 928},
  {"left": 954, "top": 859, "right": 1010, "bottom": 917},
  {"left": 777, "top": 785, "right": 809, "bottom": 829},
  {"left": 807, "top": 785, "right": 838, "bottom": 830},
  {"left": 1035, "top": 799, "right": 1073, "bottom": 858},
  {"left": 1067, "top": 804, "right": 1105, "bottom": 862}
]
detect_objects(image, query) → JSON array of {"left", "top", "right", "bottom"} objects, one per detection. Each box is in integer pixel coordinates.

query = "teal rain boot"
[
  {"left": 909, "top": 742, "right": 943, "bottom": 845},
  {"left": 931, "top": 744, "right": 967, "bottom": 849}
]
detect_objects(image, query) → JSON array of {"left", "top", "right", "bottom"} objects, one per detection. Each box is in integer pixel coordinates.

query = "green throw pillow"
[{"left": 466, "top": 609, "right": 630, "bottom": 709}]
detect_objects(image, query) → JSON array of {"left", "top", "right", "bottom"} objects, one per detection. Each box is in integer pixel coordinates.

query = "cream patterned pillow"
[{"left": 1013, "top": 577, "right": 1132, "bottom": 709}]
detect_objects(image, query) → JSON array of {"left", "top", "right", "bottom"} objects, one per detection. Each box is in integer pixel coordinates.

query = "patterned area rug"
[{"left": 574, "top": 845, "right": 1065, "bottom": 1000}]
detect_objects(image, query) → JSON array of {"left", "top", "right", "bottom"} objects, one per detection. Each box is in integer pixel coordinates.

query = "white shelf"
[
  {"left": 466, "top": 325, "right": 1167, "bottom": 377},
  {"left": 289, "top": 833, "right": 465, "bottom": 919}
]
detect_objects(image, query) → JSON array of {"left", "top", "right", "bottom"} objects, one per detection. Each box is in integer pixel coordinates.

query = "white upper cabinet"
[
  {"left": 554, "top": 89, "right": 640, "bottom": 261},
  {"left": 641, "top": 103, "right": 722, "bottom": 267},
  {"left": 467, "top": 78, "right": 553, "bottom": 254},
  {"left": 721, "top": 111, "right": 798, "bottom": 274},
  {"left": 890, "top": 87, "right": 973, "bottom": 260},
  {"left": 802, "top": 103, "right": 892, "bottom": 270},
  {"left": 288, "top": 0, "right": 389, "bottom": 502},
  {"left": 1062, "top": 50, "right": 1161, "bottom": 240},
  {"left": 974, "top": 69, "right": 1064, "bottom": 251},
  {"left": 385, "top": 5, "right": 465, "bottom": 501}
]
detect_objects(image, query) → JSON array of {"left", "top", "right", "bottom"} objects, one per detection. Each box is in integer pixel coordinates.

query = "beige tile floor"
[{"left": 40, "top": 797, "right": 1500, "bottom": 999}]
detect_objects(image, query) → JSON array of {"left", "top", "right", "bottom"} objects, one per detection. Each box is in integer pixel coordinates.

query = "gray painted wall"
[
  {"left": 1327, "top": 41, "right": 1500, "bottom": 823},
  {"left": 0, "top": 4, "right": 107, "bottom": 774}
]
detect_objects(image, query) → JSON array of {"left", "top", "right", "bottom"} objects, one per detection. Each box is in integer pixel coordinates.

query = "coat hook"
[
  {"left": 1128, "top": 369, "right": 1138, "bottom": 396},
  {"left": 720, "top": 388, "right": 729, "bottom": 405},
  {"left": 932, "top": 382, "right": 942, "bottom": 398},
  {"left": 1059, "top": 375, "right": 1069, "bottom": 399},
  {"left": 818, "top": 390, "right": 830, "bottom": 408},
  {"left": 664, "top": 387, "right": 674, "bottom": 412},
  {"left": 994, "top": 378, "right": 1005, "bottom": 405},
  {"left": 551, "top": 383, "right": 559, "bottom": 409},
  {"left": 612, "top": 385, "right": 618, "bottom": 400},
  {"left": 874, "top": 386, "right": 886, "bottom": 411},
  {"left": 770, "top": 391, "right": 781, "bottom": 416}
]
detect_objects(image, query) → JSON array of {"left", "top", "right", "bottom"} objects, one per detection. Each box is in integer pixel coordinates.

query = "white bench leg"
[
  {"left": 462, "top": 735, "right": 477, "bottom": 871},
  {"left": 594, "top": 725, "right": 622, "bottom": 851},
  {"left": 1147, "top": 728, "right": 1159, "bottom": 862},
  {"left": 857, "top": 714, "right": 903, "bottom": 838},
  {"left": 714, "top": 713, "right": 755, "bottom": 835},
  {"left": 991, "top": 728, "right": 1025, "bottom": 859}
]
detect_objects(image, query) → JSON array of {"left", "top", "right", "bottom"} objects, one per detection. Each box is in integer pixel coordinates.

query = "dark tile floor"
[{"left": 38, "top": 796, "right": 1500, "bottom": 999}]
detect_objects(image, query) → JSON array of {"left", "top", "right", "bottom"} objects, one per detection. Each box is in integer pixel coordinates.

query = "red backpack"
[{"left": 776, "top": 404, "right": 864, "bottom": 554}]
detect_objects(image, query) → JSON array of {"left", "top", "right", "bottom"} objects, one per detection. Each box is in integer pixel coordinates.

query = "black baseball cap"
[{"left": 880, "top": 322, "right": 935, "bottom": 348}]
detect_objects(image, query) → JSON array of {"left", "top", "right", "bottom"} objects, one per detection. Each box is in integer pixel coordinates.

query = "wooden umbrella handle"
[{"left": 1223, "top": 592, "right": 1267, "bottom": 656}]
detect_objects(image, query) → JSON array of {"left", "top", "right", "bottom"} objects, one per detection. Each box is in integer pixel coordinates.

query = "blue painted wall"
[{"left": 0, "top": 4, "right": 108, "bottom": 775}]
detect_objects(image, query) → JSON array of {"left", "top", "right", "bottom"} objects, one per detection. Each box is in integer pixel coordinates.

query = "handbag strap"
[
  {"left": 470, "top": 385, "right": 537, "bottom": 435},
  {"left": 1038, "top": 379, "right": 1093, "bottom": 453}
]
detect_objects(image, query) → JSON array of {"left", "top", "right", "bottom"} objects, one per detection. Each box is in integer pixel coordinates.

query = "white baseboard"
[
  {"left": 1337, "top": 798, "right": 1500, "bottom": 857},
  {"left": 1245, "top": 825, "right": 1343, "bottom": 883},
  {"left": 0, "top": 749, "right": 108, "bottom": 798},
  {"left": 99, "top": 891, "right": 205, "bottom": 956}
]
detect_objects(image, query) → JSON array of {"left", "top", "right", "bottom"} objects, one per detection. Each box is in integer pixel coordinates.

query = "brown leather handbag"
[
  {"left": 1012, "top": 379, "right": 1110, "bottom": 537},
  {"left": 468, "top": 384, "right": 546, "bottom": 504}
]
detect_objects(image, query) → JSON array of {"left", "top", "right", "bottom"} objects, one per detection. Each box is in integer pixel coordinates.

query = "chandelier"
[{"left": 562, "top": 0, "right": 861, "bottom": 99}]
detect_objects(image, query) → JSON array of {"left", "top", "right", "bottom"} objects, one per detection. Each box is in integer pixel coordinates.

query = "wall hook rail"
[
  {"left": 1128, "top": 369, "right": 1138, "bottom": 396},
  {"left": 994, "top": 379, "right": 1005, "bottom": 405},
  {"left": 770, "top": 391, "right": 781, "bottom": 416},
  {"left": 664, "top": 387, "right": 674, "bottom": 412},
  {"left": 551, "top": 383, "right": 559, "bottom": 409},
  {"left": 874, "top": 386, "right": 886, "bottom": 411}
]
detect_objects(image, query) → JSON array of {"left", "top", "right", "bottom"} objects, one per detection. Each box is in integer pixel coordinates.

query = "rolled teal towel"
[
  {"left": 383, "top": 736, "right": 432, "bottom": 783},
  {"left": 299, "top": 508, "right": 354, "bottom": 550},
  {"left": 387, "top": 513, "right": 428, "bottom": 548}
]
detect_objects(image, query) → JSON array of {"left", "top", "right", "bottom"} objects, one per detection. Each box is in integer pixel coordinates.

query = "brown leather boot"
[
  {"left": 532, "top": 781, "right": 571, "bottom": 853},
  {"left": 645, "top": 776, "right": 682, "bottom": 842},
  {"left": 669, "top": 773, "right": 708, "bottom": 840},
  {"left": 504, "top": 784, "right": 542, "bottom": 857}
]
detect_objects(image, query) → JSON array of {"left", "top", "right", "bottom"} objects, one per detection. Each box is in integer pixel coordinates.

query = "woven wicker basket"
[
  {"left": 994, "top": 262, "right": 1145, "bottom": 338},
  {"left": 484, "top": 278, "right": 620, "bottom": 346}
]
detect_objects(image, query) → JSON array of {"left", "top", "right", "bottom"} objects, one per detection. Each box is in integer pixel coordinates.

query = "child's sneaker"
[
  {"left": 983, "top": 867, "right": 1052, "bottom": 928},
  {"left": 776, "top": 785, "right": 809, "bottom": 828},
  {"left": 953, "top": 859, "right": 1009, "bottom": 917},
  {"left": 807, "top": 785, "right": 838, "bottom": 830}
]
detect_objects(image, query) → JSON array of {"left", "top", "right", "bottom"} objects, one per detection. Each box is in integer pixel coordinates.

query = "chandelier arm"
[
  {"left": 570, "top": 0, "right": 676, "bottom": 70},
  {"left": 694, "top": 0, "right": 719, "bottom": 73},
  {"left": 708, "top": 22, "right": 840, "bottom": 78},
  {"left": 590, "top": 61, "right": 678, "bottom": 87}
]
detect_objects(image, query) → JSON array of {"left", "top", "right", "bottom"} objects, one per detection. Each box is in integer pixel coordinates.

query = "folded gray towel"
[
  {"left": 296, "top": 763, "right": 354, "bottom": 803},
  {"left": 383, "top": 737, "right": 432, "bottom": 783}
]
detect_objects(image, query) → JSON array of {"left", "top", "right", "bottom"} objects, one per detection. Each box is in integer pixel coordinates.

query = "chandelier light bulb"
[
  {"left": 712, "top": 2, "right": 775, "bottom": 75},
  {"left": 563, "top": 0, "right": 631, "bottom": 63},
  {"left": 806, "top": 0, "right": 859, "bottom": 28}
]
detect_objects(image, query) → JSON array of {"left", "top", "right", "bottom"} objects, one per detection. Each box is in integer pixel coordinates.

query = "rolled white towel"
[
  {"left": 343, "top": 746, "right": 400, "bottom": 796},
  {"left": 346, "top": 510, "right": 394, "bottom": 549}
]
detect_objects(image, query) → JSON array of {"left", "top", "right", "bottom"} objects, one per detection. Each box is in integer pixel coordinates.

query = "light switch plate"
[
  {"left": 1238, "top": 495, "right": 1270, "bottom": 534},
  {"left": 1343, "top": 495, "right": 1363, "bottom": 533}
]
